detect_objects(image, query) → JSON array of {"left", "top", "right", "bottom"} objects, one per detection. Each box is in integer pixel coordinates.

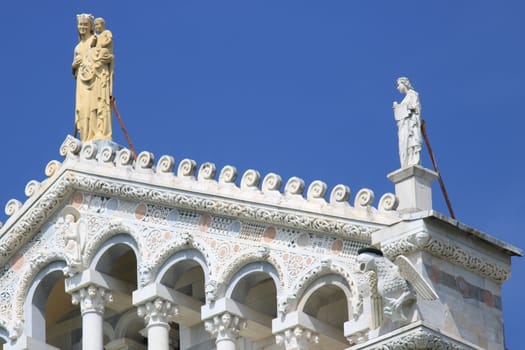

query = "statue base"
[{"left": 387, "top": 165, "right": 437, "bottom": 212}]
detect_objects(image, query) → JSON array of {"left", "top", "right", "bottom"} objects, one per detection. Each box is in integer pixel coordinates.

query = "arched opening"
[
  {"left": 296, "top": 275, "right": 352, "bottom": 349},
  {"left": 91, "top": 235, "right": 144, "bottom": 349},
  {"left": 157, "top": 249, "right": 208, "bottom": 349},
  {"left": 24, "top": 261, "right": 79, "bottom": 349},
  {"left": 226, "top": 262, "right": 279, "bottom": 346}
]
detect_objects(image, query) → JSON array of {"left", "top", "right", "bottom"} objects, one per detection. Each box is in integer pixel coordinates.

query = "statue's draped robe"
[
  {"left": 394, "top": 90, "right": 422, "bottom": 168},
  {"left": 73, "top": 35, "right": 113, "bottom": 142}
]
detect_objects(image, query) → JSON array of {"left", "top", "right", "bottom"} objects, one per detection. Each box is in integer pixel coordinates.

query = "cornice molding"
[
  {"left": 380, "top": 232, "right": 510, "bottom": 283},
  {"left": 355, "top": 325, "right": 479, "bottom": 350}
]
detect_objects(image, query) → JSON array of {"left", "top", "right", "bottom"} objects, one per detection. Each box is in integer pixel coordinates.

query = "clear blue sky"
[{"left": 0, "top": 1, "right": 523, "bottom": 348}]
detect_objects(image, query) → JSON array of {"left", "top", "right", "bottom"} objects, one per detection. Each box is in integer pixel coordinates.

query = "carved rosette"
[
  {"left": 71, "top": 285, "right": 113, "bottom": 315},
  {"left": 275, "top": 326, "right": 319, "bottom": 350},
  {"left": 137, "top": 298, "right": 179, "bottom": 327},
  {"left": 204, "top": 312, "right": 246, "bottom": 343}
]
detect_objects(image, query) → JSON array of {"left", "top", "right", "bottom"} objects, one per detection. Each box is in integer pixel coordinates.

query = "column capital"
[
  {"left": 204, "top": 312, "right": 246, "bottom": 343},
  {"left": 137, "top": 297, "right": 179, "bottom": 327},
  {"left": 71, "top": 284, "right": 113, "bottom": 315},
  {"left": 275, "top": 326, "right": 319, "bottom": 350}
]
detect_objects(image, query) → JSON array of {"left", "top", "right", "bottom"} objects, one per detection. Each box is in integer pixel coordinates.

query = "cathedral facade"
[{"left": 0, "top": 136, "right": 520, "bottom": 349}]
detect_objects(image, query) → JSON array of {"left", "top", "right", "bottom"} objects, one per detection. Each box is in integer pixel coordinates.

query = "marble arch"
[
  {"left": 225, "top": 261, "right": 282, "bottom": 300},
  {"left": 83, "top": 224, "right": 142, "bottom": 269},
  {"left": 295, "top": 274, "right": 354, "bottom": 317},
  {"left": 155, "top": 248, "right": 210, "bottom": 286},
  {"left": 90, "top": 234, "right": 141, "bottom": 274}
]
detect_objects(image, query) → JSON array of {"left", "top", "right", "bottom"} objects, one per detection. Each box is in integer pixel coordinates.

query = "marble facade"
[{"left": 0, "top": 136, "right": 520, "bottom": 349}]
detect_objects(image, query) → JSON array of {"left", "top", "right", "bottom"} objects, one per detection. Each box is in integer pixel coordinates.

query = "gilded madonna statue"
[{"left": 72, "top": 14, "right": 114, "bottom": 142}]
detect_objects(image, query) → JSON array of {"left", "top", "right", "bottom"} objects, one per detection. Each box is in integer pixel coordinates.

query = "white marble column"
[
  {"left": 137, "top": 298, "right": 178, "bottom": 350},
  {"left": 204, "top": 312, "right": 246, "bottom": 350},
  {"left": 275, "top": 327, "right": 319, "bottom": 350},
  {"left": 71, "top": 285, "right": 113, "bottom": 350}
]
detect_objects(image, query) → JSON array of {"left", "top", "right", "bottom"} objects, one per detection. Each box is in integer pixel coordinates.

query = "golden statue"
[{"left": 72, "top": 14, "right": 114, "bottom": 142}]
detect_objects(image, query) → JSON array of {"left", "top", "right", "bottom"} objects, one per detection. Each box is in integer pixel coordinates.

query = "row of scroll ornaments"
[{"left": 1, "top": 136, "right": 400, "bottom": 227}]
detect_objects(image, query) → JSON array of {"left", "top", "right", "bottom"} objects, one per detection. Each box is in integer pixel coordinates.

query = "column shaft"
[
  {"left": 82, "top": 311, "right": 104, "bottom": 349},
  {"left": 147, "top": 322, "right": 170, "bottom": 350}
]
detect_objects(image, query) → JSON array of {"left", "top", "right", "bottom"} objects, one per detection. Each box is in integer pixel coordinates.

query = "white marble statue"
[
  {"left": 393, "top": 77, "right": 422, "bottom": 168},
  {"left": 55, "top": 206, "right": 86, "bottom": 275},
  {"left": 72, "top": 14, "right": 114, "bottom": 142}
]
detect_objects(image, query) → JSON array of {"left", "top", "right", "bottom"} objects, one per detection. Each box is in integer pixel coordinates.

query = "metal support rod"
[
  {"left": 110, "top": 96, "right": 137, "bottom": 160},
  {"left": 421, "top": 120, "right": 456, "bottom": 219}
]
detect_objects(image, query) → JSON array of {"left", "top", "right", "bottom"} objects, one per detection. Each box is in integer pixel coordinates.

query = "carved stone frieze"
[
  {"left": 362, "top": 326, "right": 477, "bottom": 350},
  {"left": 381, "top": 232, "right": 510, "bottom": 282}
]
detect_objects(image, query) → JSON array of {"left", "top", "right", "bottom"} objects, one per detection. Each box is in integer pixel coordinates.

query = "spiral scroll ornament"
[
  {"left": 262, "top": 173, "right": 282, "bottom": 192},
  {"left": 81, "top": 142, "right": 98, "bottom": 160},
  {"left": 285, "top": 177, "right": 305, "bottom": 195},
  {"left": 307, "top": 180, "right": 327, "bottom": 200},
  {"left": 178, "top": 159, "right": 197, "bottom": 177},
  {"left": 137, "top": 151, "right": 155, "bottom": 169},
  {"left": 117, "top": 148, "right": 133, "bottom": 166},
  {"left": 198, "top": 162, "right": 217, "bottom": 180},
  {"left": 329, "top": 184, "right": 350, "bottom": 204},
  {"left": 5, "top": 199, "right": 22, "bottom": 217},
  {"left": 378, "top": 193, "right": 399, "bottom": 212},
  {"left": 45, "top": 160, "right": 62, "bottom": 177},
  {"left": 354, "top": 188, "right": 375, "bottom": 208},
  {"left": 100, "top": 146, "right": 116, "bottom": 163},
  {"left": 24, "top": 180, "right": 41, "bottom": 198},
  {"left": 59, "top": 135, "right": 82, "bottom": 157},
  {"left": 241, "top": 169, "right": 261, "bottom": 189},
  {"left": 157, "top": 155, "right": 175, "bottom": 173},
  {"left": 219, "top": 165, "right": 238, "bottom": 183}
]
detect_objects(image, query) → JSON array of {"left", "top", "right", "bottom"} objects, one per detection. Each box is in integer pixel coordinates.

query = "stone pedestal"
[{"left": 387, "top": 165, "right": 437, "bottom": 212}]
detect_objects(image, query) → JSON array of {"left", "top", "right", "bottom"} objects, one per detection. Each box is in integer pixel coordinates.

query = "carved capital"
[
  {"left": 137, "top": 298, "right": 179, "bottom": 326},
  {"left": 71, "top": 285, "right": 113, "bottom": 315},
  {"left": 275, "top": 327, "right": 319, "bottom": 350},
  {"left": 204, "top": 312, "right": 246, "bottom": 343}
]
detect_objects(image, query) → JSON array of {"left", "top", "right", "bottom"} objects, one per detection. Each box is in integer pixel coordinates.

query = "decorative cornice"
[
  {"left": 0, "top": 140, "right": 392, "bottom": 267},
  {"left": 381, "top": 232, "right": 510, "bottom": 283},
  {"left": 356, "top": 325, "right": 478, "bottom": 350}
]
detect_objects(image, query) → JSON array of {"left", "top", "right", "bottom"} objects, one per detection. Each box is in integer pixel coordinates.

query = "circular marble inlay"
[
  {"left": 262, "top": 227, "right": 276, "bottom": 243},
  {"left": 135, "top": 203, "right": 147, "bottom": 220},
  {"left": 331, "top": 239, "right": 343, "bottom": 254},
  {"left": 296, "top": 233, "right": 310, "bottom": 247},
  {"left": 71, "top": 192, "right": 84, "bottom": 208},
  {"left": 199, "top": 214, "right": 212, "bottom": 232}
]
